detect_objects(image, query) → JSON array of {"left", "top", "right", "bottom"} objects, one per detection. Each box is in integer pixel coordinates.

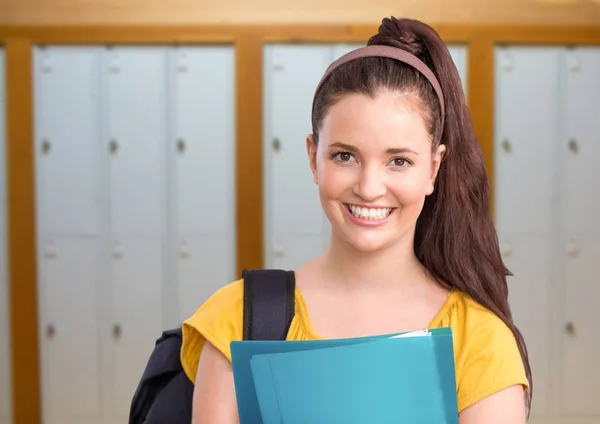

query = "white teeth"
[{"left": 348, "top": 205, "right": 393, "bottom": 220}]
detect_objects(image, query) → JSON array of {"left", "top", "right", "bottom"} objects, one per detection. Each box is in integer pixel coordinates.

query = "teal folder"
[{"left": 231, "top": 328, "right": 457, "bottom": 424}]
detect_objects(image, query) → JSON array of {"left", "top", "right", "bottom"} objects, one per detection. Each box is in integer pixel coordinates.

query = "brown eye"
[
  {"left": 394, "top": 158, "right": 406, "bottom": 166},
  {"left": 340, "top": 152, "right": 352, "bottom": 161}
]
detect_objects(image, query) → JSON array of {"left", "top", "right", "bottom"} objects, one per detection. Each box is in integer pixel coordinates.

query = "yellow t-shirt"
[{"left": 180, "top": 278, "right": 530, "bottom": 412}]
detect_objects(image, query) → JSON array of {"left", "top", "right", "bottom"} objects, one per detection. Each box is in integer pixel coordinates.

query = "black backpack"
[{"left": 128, "top": 269, "right": 296, "bottom": 424}]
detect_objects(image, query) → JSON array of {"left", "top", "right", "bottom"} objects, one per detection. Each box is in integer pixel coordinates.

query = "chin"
[{"left": 342, "top": 233, "right": 395, "bottom": 254}]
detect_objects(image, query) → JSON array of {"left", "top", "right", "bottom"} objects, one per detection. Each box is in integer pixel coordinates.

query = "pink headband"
[{"left": 312, "top": 45, "right": 445, "bottom": 136}]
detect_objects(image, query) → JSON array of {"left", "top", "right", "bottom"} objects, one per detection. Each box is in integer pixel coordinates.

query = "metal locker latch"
[
  {"left": 41, "top": 139, "right": 51, "bottom": 155},
  {"left": 568, "top": 138, "right": 579, "bottom": 154},
  {"left": 109, "top": 139, "right": 119, "bottom": 155},
  {"left": 113, "top": 243, "right": 124, "bottom": 258},
  {"left": 565, "top": 321, "right": 576, "bottom": 336},
  {"left": 44, "top": 243, "right": 57, "bottom": 259},
  {"left": 566, "top": 241, "right": 579, "bottom": 257},
  {"left": 177, "top": 138, "right": 186, "bottom": 154},
  {"left": 272, "top": 138, "right": 282, "bottom": 152},
  {"left": 46, "top": 324, "right": 56, "bottom": 339},
  {"left": 501, "top": 52, "right": 513, "bottom": 72},
  {"left": 501, "top": 138, "right": 511, "bottom": 154},
  {"left": 567, "top": 52, "right": 581, "bottom": 73},
  {"left": 273, "top": 242, "right": 285, "bottom": 258},
  {"left": 40, "top": 51, "right": 53, "bottom": 73},
  {"left": 113, "top": 324, "right": 122, "bottom": 339},
  {"left": 500, "top": 241, "right": 513, "bottom": 257},
  {"left": 180, "top": 242, "right": 190, "bottom": 258},
  {"left": 272, "top": 53, "right": 285, "bottom": 71}
]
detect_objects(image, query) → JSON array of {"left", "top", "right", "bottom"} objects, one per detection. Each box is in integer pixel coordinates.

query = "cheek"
[
  {"left": 389, "top": 171, "right": 432, "bottom": 205},
  {"left": 316, "top": 161, "right": 355, "bottom": 199}
]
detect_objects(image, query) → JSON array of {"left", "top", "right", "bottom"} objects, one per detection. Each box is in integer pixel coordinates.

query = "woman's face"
[{"left": 307, "top": 91, "right": 445, "bottom": 254}]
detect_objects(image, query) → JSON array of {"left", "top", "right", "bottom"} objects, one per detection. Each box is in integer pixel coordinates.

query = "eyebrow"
[{"left": 329, "top": 141, "right": 419, "bottom": 155}]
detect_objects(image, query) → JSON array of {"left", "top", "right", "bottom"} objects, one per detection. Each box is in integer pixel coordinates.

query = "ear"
[
  {"left": 306, "top": 134, "right": 318, "bottom": 184},
  {"left": 426, "top": 144, "right": 446, "bottom": 195}
]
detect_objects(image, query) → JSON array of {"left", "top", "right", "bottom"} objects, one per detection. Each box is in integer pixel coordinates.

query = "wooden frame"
[{"left": 1, "top": 23, "right": 599, "bottom": 424}]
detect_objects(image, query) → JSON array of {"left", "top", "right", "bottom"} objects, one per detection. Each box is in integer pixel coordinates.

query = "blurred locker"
[
  {"left": 32, "top": 43, "right": 238, "bottom": 424},
  {"left": 263, "top": 43, "right": 469, "bottom": 270},
  {"left": 263, "top": 44, "right": 333, "bottom": 270},
  {"left": 102, "top": 46, "right": 169, "bottom": 419},
  {"left": 494, "top": 46, "right": 560, "bottom": 419},
  {"left": 33, "top": 46, "right": 104, "bottom": 424},
  {"left": 0, "top": 47, "right": 12, "bottom": 424},
  {"left": 560, "top": 46, "right": 600, "bottom": 418},
  {"left": 168, "top": 46, "right": 237, "bottom": 324},
  {"left": 495, "top": 45, "right": 600, "bottom": 424}
]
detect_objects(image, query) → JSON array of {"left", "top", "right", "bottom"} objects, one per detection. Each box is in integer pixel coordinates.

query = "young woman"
[{"left": 181, "top": 16, "right": 532, "bottom": 423}]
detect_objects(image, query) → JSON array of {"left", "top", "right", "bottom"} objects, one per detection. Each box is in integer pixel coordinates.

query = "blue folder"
[{"left": 231, "top": 327, "right": 458, "bottom": 424}]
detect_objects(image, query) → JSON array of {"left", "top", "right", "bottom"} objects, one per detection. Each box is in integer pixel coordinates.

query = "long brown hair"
[{"left": 311, "top": 16, "right": 533, "bottom": 415}]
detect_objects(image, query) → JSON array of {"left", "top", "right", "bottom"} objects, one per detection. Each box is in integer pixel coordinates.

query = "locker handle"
[
  {"left": 500, "top": 241, "right": 513, "bottom": 257},
  {"left": 46, "top": 324, "right": 56, "bottom": 339},
  {"left": 568, "top": 138, "right": 578, "bottom": 154},
  {"left": 113, "top": 243, "right": 124, "bottom": 258},
  {"left": 177, "top": 138, "right": 186, "bottom": 154},
  {"left": 109, "top": 139, "right": 118, "bottom": 155},
  {"left": 113, "top": 324, "right": 122, "bottom": 339},
  {"left": 566, "top": 241, "right": 579, "bottom": 257},
  {"left": 565, "top": 321, "right": 576, "bottom": 336},
  {"left": 501, "top": 138, "right": 511, "bottom": 154},
  {"left": 272, "top": 138, "right": 282, "bottom": 152},
  {"left": 273, "top": 242, "right": 285, "bottom": 257},
  {"left": 41, "top": 139, "right": 51, "bottom": 155}
]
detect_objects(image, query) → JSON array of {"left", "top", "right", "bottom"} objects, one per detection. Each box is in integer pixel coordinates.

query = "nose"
[{"left": 352, "top": 165, "right": 387, "bottom": 201}]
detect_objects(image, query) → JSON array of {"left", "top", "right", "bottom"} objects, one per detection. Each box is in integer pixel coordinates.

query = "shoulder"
[
  {"left": 180, "top": 279, "right": 244, "bottom": 383},
  {"left": 440, "top": 290, "right": 530, "bottom": 412}
]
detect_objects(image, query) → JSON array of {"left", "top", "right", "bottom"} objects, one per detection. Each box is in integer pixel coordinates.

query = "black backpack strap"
[{"left": 242, "top": 269, "right": 295, "bottom": 341}]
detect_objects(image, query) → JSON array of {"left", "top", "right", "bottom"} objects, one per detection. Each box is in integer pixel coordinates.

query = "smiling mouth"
[{"left": 345, "top": 204, "right": 396, "bottom": 221}]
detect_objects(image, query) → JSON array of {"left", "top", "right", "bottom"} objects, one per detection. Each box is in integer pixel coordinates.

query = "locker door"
[
  {"left": 561, "top": 47, "right": 600, "bottom": 417},
  {"left": 169, "top": 46, "right": 236, "bottom": 323},
  {"left": 104, "top": 47, "right": 167, "bottom": 236},
  {"left": 32, "top": 47, "right": 104, "bottom": 424},
  {"left": 32, "top": 47, "right": 102, "bottom": 236},
  {"left": 494, "top": 46, "right": 562, "bottom": 417},
  {"left": 0, "top": 47, "right": 12, "bottom": 424},
  {"left": 37, "top": 238, "right": 102, "bottom": 424},
  {"left": 494, "top": 47, "right": 560, "bottom": 235},
  {"left": 498, "top": 235, "right": 552, "bottom": 417},
  {"left": 561, "top": 48, "right": 600, "bottom": 234},
  {"left": 263, "top": 45, "right": 333, "bottom": 269},
  {"left": 103, "top": 47, "right": 168, "bottom": 418}
]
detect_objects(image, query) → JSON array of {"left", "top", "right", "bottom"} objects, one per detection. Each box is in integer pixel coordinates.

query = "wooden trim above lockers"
[{"left": 1, "top": 23, "right": 600, "bottom": 424}]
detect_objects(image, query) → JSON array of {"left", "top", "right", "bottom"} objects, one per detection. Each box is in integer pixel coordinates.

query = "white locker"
[
  {"left": 494, "top": 47, "right": 560, "bottom": 236},
  {"left": 0, "top": 47, "right": 13, "bottom": 424},
  {"left": 168, "top": 46, "right": 236, "bottom": 323},
  {"left": 562, "top": 48, "right": 600, "bottom": 235},
  {"left": 33, "top": 45, "right": 237, "bottom": 424},
  {"left": 263, "top": 43, "right": 468, "bottom": 270},
  {"left": 494, "top": 47, "right": 560, "bottom": 419},
  {"left": 103, "top": 47, "right": 169, "bottom": 419},
  {"left": 494, "top": 46, "right": 600, "bottom": 424},
  {"left": 263, "top": 45, "right": 333, "bottom": 270},
  {"left": 33, "top": 47, "right": 102, "bottom": 237},
  {"left": 33, "top": 47, "right": 104, "bottom": 424},
  {"left": 560, "top": 47, "right": 600, "bottom": 417},
  {"left": 37, "top": 238, "right": 103, "bottom": 422}
]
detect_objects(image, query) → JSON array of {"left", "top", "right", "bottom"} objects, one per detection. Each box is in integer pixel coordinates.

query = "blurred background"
[{"left": 0, "top": 1, "right": 599, "bottom": 424}]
